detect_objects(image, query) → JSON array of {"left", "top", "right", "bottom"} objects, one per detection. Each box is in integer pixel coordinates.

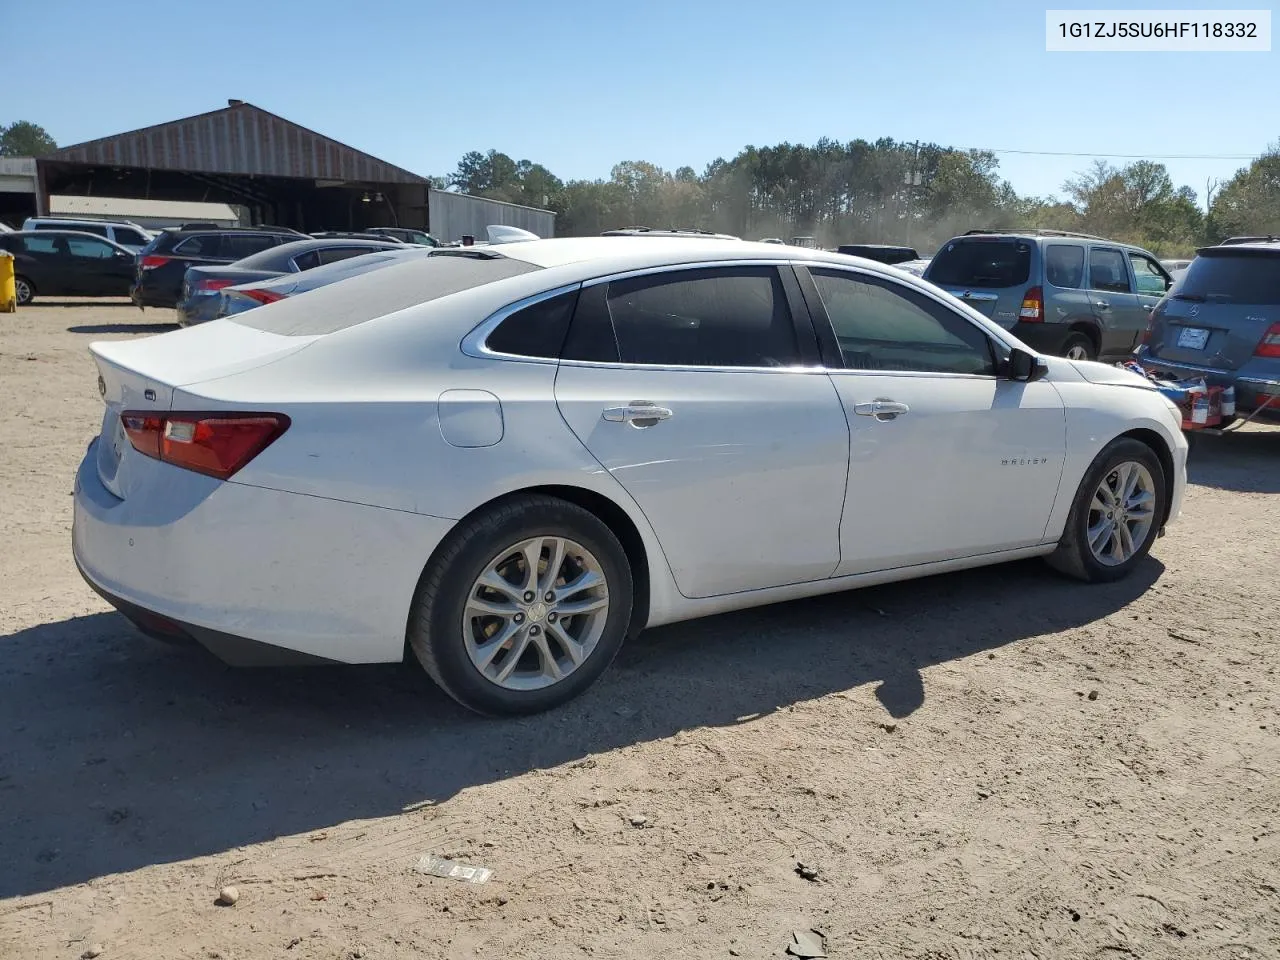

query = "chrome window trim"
[
  {"left": 460, "top": 282, "right": 584, "bottom": 365},
  {"left": 578, "top": 257, "right": 793, "bottom": 288}
]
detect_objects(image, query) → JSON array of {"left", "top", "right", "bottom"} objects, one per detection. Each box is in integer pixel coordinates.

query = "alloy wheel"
[
  {"left": 462, "top": 535, "right": 610, "bottom": 691},
  {"left": 1087, "top": 461, "right": 1157, "bottom": 566}
]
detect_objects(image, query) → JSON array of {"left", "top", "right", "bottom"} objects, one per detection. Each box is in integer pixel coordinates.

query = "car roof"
[
  {"left": 465, "top": 236, "right": 921, "bottom": 277},
  {"left": 8, "top": 228, "right": 130, "bottom": 245}
]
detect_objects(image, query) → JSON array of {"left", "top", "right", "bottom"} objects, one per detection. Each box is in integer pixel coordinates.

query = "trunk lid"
[
  {"left": 89, "top": 323, "right": 319, "bottom": 500},
  {"left": 1148, "top": 249, "right": 1280, "bottom": 369}
]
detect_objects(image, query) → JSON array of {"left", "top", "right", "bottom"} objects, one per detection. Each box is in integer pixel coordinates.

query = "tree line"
[{"left": 446, "top": 140, "right": 1280, "bottom": 257}]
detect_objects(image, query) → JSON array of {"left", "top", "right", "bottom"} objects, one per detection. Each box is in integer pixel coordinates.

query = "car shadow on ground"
[
  {"left": 1187, "top": 427, "right": 1280, "bottom": 494},
  {"left": 0, "top": 557, "right": 1162, "bottom": 899},
  {"left": 66, "top": 323, "right": 178, "bottom": 335}
]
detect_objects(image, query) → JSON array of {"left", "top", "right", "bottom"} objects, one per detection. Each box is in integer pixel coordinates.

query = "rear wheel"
[
  {"left": 1061, "top": 332, "right": 1096, "bottom": 362},
  {"left": 14, "top": 276, "right": 34, "bottom": 306},
  {"left": 1046, "top": 438, "right": 1166, "bottom": 583},
  {"left": 407, "top": 494, "right": 633, "bottom": 716}
]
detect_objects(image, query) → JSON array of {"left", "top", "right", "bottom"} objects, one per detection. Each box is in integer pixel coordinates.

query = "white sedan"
[{"left": 73, "top": 238, "right": 1189, "bottom": 715}]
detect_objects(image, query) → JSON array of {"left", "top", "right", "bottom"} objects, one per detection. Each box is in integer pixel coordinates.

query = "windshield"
[
  {"left": 927, "top": 238, "right": 1032, "bottom": 288},
  {"left": 1173, "top": 252, "right": 1280, "bottom": 305}
]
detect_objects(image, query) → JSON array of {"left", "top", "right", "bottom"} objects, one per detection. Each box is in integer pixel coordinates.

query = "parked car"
[
  {"left": 0, "top": 221, "right": 14, "bottom": 233},
  {"left": 176, "top": 237, "right": 404, "bottom": 326},
  {"left": 309, "top": 231, "right": 405, "bottom": 243},
  {"left": 835, "top": 244, "right": 919, "bottom": 265},
  {"left": 891, "top": 258, "right": 931, "bottom": 278},
  {"left": 1135, "top": 238, "right": 1280, "bottom": 422},
  {"left": 217, "top": 246, "right": 437, "bottom": 317},
  {"left": 74, "top": 237, "right": 1187, "bottom": 716},
  {"left": 365, "top": 226, "right": 440, "bottom": 246},
  {"left": 0, "top": 230, "right": 136, "bottom": 304},
  {"left": 23, "top": 216, "right": 153, "bottom": 252},
  {"left": 925, "top": 229, "right": 1174, "bottom": 361},
  {"left": 132, "top": 227, "right": 307, "bottom": 309}
]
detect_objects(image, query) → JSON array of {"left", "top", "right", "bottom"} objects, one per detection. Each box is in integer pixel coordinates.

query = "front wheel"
[
  {"left": 1046, "top": 438, "right": 1166, "bottom": 583},
  {"left": 407, "top": 494, "right": 633, "bottom": 716}
]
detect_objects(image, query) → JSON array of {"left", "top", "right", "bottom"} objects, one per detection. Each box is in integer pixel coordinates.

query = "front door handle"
[
  {"left": 853, "top": 399, "right": 910, "bottom": 421},
  {"left": 602, "top": 401, "right": 673, "bottom": 427},
  {"left": 1095, "top": 299, "right": 1111, "bottom": 309}
]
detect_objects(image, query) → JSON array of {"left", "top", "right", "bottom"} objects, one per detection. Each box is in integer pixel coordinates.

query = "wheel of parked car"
[
  {"left": 1060, "top": 332, "right": 1096, "bottom": 362},
  {"left": 1046, "top": 437, "right": 1166, "bottom": 583},
  {"left": 14, "top": 275, "right": 34, "bottom": 306},
  {"left": 407, "top": 494, "right": 634, "bottom": 715}
]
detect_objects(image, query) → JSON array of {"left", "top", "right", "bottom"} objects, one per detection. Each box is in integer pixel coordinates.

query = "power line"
[{"left": 980, "top": 147, "right": 1259, "bottom": 161}]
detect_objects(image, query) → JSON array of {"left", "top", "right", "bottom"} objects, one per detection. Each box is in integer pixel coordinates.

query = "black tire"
[
  {"left": 407, "top": 494, "right": 633, "bottom": 716},
  {"left": 1045, "top": 437, "right": 1166, "bottom": 583},
  {"left": 1060, "top": 331, "right": 1096, "bottom": 362},
  {"left": 14, "top": 275, "right": 34, "bottom": 306}
]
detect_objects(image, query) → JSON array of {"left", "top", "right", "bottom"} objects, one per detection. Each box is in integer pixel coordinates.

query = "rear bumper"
[
  {"left": 174, "top": 293, "right": 223, "bottom": 327},
  {"left": 72, "top": 442, "right": 456, "bottom": 665},
  {"left": 1133, "top": 349, "right": 1280, "bottom": 412}
]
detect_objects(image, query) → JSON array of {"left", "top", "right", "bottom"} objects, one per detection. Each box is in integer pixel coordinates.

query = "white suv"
[{"left": 22, "top": 217, "right": 153, "bottom": 252}]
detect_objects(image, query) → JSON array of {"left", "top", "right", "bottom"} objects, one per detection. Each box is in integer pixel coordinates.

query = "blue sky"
[{"left": 7, "top": 0, "right": 1275, "bottom": 206}]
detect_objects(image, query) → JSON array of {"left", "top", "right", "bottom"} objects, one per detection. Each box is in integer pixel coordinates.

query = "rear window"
[
  {"left": 927, "top": 238, "right": 1032, "bottom": 288},
  {"left": 1175, "top": 252, "right": 1280, "bottom": 305},
  {"left": 231, "top": 252, "right": 542, "bottom": 336}
]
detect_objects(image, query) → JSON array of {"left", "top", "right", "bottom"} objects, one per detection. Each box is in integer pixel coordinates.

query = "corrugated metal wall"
[
  {"left": 49, "top": 103, "right": 425, "bottom": 185},
  {"left": 428, "top": 189, "right": 555, "bottom": 241}
]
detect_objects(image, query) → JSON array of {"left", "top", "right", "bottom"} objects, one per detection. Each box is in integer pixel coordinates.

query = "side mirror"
[{"left": 1006, "top": 347, "right": 1048, "bottom": 382}]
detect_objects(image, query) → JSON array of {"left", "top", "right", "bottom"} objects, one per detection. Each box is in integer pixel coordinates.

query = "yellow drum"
[{"left": 0, "top": 250, "right": 15, "bottom": 312}]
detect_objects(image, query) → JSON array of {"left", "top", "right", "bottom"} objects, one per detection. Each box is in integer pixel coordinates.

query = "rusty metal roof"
[{"left": 47, "top": 101, "right": 427, "bottom": 184}]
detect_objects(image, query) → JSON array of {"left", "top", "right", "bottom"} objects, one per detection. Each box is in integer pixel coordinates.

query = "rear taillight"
[
  {"left": 1256, "top": 323, "right": 1280, "bottom": 358},
  {"left": 121, "top": 411, "right": 290, "bottom": 480},
  {"left": 241, "top": 288, "right": 285, "bottom": 305},
  {"left": 1019, "top": 286, "right": 1044, "bottom": 322},
  {"left": 1140, "top": 309, "right": 1156, "bottom": 345},
  {"left": 195, "top": 278, "right": 236, "bottom": 292},
  {"left": 140, "top": 254, "right": 171, "bottom": 269}
]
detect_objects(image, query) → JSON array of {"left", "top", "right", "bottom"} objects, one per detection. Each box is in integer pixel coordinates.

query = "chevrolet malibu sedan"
[{"left": 73, "top": 238, "right": 1189, "bottom": 715}]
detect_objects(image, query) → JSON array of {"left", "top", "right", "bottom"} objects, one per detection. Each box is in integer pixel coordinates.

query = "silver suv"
[
  {"left": 924, "top": 229, "right": 1174, "bottom": 361},
  {"left": 1135, "top": 237, "right": 1280, "bottom": 421}
]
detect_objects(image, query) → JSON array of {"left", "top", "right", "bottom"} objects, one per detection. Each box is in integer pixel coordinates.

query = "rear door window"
[
  {"left": 291, "top": 249, "right": 321, "bottom": 271},
  {"left": 596, "top": 266, "right": 800, "bottom": 367},
  {"left": 21, "top": 235, "right": 63, "bottom": 255},
  {"left": 1044, "top": 244, "right": 1085, "bottom": 288},
  {"left": 222, "top": 234, "right": 277, "bottom": 259},
  {"left": 927, "top": 238, "right": 1031, "bottom": 288},
  {"left": 1176, "top": 252, "right": 1280, "bottom": 304},
  {"left": 174, "top": 234, "right": 223, "bottom": 257},
  {"left": 1088, "top": 248, "right": 1132, "bottom": 293},
  {"left": 112, "top": 227, "right": 149, "bottom": 247}
]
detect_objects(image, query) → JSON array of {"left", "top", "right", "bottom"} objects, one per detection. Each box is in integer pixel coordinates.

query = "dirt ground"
[{"left": 1, "top": 299, "right": 1277, "bottom": 960}]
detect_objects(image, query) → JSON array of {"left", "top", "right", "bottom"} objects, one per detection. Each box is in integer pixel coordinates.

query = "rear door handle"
[
  {"left": 1095, "top": 299, "right": 1111, "bottom": 309},
  {"left": 853, "top": 399, "right": 910, "bottom": 421},
  {"left": 602, "top": 401, "right": 673, "bottom": 427}
]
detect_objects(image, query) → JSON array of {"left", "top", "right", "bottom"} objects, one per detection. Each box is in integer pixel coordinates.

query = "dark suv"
[
  {"left": 1135, "top": 238, "right": 1280, "bottom": 418},
  {"left": 924, "top": 229, "right": 1174, "bottom": 361},
  {"left": 132, "top": 227, "right": 305, "bottom": 308}
]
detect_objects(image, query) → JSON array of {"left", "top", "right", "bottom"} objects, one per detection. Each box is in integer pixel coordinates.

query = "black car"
[
  {"left": 176, "top": 237, "right": 403, "bottom": 326},
  {"left": 835, "top": 244, "right": 919, "bottom": 265},
  {"left": 365, "top": 226, "right": 439, "bottom": 246},
  {"left": 132, "top": 227, "right": 305, "bottom": 309},
  {"left": 0, "top": 230, "right": 136, "bottom": 305}
]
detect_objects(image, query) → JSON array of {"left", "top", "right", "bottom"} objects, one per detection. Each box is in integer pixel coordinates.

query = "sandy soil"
[{"left": 1, "top": 299, "right": 1277, "bottom": 960}]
